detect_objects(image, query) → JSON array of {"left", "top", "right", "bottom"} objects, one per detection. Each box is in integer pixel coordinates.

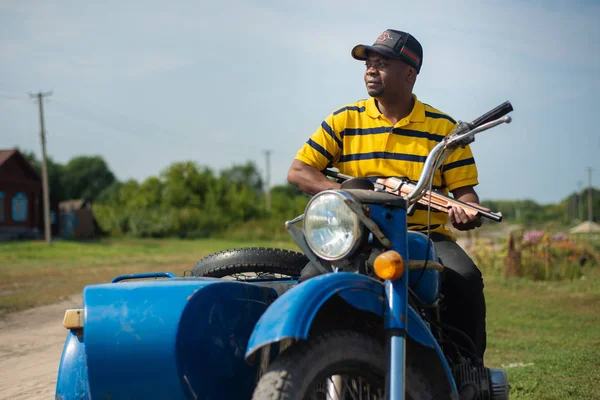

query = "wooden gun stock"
[{"left": 376, "top": 177, "right": 503, "bottom": 222}]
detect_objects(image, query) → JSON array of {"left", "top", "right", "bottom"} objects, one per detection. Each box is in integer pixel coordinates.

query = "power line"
[
  {"left": 30, "top": 91, "right": 53, "bottom": 246},
  {"left": 0, "top": 94, "right": 27, "bottom": 101},
  {"left": 49, "top": 98, "right": 263, "bottom": 152},
  {"left": 5, "top": 92, "right": 274, "bottom": 157},
  {"left": 588, "top": 167, "right": 593, "bottom": 222},
  {"left": 9, "top": 94, "right": 286, "bottom": 188},
  {"left": 0, "top": 88, "right": 27, "bottom": 99},
  {"left": 577, "top": 180, "right": 583, "bottom": 221},
  {"left": 44, "top": 99, "right": 275, "bottom": 185},
  {"left": 263, "top": 149, "right": 272, "bottom": 211}
]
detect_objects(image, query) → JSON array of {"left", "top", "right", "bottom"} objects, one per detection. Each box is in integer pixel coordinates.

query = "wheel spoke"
[
  {"left": 342, "top": 376, "right": 359, "bottom": 400},
  {"left": 310, "top": 374, "right": 383, "bottom": 400},
  {"left": 359, "top": 377, "right": 364, "bottom": 400},
  {"left": 220, "top": 271, "right": 292, "bottom": 281},
  {"left": 327, "top": 375, "right": 344, "bottom": 400}
]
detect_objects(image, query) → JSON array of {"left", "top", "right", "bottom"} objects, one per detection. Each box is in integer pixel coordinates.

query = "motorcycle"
[{"left": 55, "top": 101, "right": 513, "bottom": 400}]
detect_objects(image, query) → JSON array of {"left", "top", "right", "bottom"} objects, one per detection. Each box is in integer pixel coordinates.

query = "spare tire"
[{"left": 192, "top": 247, "right": 308, "bottom": 279}]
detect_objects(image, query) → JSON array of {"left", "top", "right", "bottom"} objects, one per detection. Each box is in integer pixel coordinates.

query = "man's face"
[{"left": 363, "top": 52, "right": 415, "bottom": 98}]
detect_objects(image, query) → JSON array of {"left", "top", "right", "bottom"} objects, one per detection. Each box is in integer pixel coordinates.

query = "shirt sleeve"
[
  {"left": 295, "top": 113, "right": 343, "bottom": 171},
  {"left": 441, "top": 143, "right": 479, "bottom": 192}
]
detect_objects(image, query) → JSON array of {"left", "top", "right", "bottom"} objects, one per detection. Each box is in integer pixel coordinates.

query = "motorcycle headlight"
[{"left": 304, "top": 191, "right": 363, "bottom": 261}]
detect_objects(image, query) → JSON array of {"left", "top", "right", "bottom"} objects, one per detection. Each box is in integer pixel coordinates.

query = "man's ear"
[{"left": 407, "top": 66, "right": 417, "bottom": 85}]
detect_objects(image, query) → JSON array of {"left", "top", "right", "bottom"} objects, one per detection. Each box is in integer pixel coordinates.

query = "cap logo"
[{"left": 375, "top": 32, "right": 393, "bottom": 43}]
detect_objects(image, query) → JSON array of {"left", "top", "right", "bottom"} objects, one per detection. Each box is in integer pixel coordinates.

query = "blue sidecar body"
[{"left": 55, "top": 234, "right": 447, "bottom": 400}]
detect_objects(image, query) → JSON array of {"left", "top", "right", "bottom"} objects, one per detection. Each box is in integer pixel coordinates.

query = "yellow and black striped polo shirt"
[{"left": 295, "top": 94, "right": 478, "bottom": 240}]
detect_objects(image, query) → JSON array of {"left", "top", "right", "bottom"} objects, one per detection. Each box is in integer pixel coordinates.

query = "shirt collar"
[{"left": 366, "top": 94, "right": 426, "bottom": 123}]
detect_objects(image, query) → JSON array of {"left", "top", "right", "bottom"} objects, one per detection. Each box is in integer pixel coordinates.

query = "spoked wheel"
[
  {"left": 191, "top": 247, "right": 308, "bottom": 280},
  {"left": 308, "top": 373, "right": 384, "bottom": 399},
  {"left": 252, "top": 331, "right": 434, "bottom": 400}
]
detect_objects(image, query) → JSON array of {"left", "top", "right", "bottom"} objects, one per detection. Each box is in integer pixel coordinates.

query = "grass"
[
  {"left": 1, "top": 237, "right": 599, "bottom": 398},
  {"left": 0, "top": 237, "right": 298, "bottom": 317},
  {"left": 483, "top": 267, "right": 600, "bottom": 400}
]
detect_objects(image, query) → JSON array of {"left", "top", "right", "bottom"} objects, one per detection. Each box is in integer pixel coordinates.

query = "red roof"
[
  {"left": 0, "top": 148, "right": 41, "bottom": 181},
  {"left": 0, "top": 149, "right": 18, "bottom": 167}
]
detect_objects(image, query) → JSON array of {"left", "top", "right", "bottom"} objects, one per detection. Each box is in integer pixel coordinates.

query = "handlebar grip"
[
  {"left": 471, "top": 101, "right": 513, "bottom": 127},
  {"left": 324, "top": 169, "right": 353, "bottom": 181}
]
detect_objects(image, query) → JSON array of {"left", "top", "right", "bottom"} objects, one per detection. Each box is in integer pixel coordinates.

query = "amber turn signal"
[{"left": 373, "top": 250, "right": 405, "bottom": 280}]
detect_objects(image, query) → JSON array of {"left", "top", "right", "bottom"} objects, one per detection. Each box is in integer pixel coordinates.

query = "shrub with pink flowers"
[{"left": 468, "top": 229, "right": 599, "bottom": 281}]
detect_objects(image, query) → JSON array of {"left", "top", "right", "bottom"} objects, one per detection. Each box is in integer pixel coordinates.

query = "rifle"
[{"left": 324, "top": 169, "right": 502, "bottom": 222}]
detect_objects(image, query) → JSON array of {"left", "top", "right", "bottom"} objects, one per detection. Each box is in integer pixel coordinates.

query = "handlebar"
[
  {"left": 325, "top": 101, "right": 514, "bottom": 218},
  {"left": 407, "top": 101, "right": 513, "bottom": 203},
  {"left": 471, "top": 101, "right": 513, "bottom": 127}
]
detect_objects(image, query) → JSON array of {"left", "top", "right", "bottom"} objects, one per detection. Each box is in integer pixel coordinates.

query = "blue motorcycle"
[{"left": 55, "top": 102, "right": 513, "bottom": 400}]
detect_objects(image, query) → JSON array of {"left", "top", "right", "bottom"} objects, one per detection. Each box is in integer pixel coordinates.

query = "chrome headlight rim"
[{"left": 303, "top": 190, "right": 364, "bottom": 261}]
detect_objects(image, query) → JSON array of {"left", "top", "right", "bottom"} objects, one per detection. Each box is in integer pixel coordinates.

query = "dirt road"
[{"left": 0, "top": 295, "right": 82, "bottom": 400}]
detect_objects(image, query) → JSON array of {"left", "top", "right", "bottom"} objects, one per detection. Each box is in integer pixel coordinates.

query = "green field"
[
  {"left": 0, "top": 238, "right": 298, "bottom": 317},
  {"left": 484, "top": 272, "right": 600, "bottom": 399},
  {"left": 1, "top": 238, "right": 599, "bottom": 399}
]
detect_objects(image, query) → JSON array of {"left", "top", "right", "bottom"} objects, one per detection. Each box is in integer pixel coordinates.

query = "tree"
[
  {"left": 220, "top": 161, "right": 264, "bottom": 193},
  {"left": 160, "top": 161, "right": 216, "bottom": 209},
  {"left": 96, "top": 181, "right": 125, "bottom": 205},
  {"left": 271, "top": 183, "right": 304, "bottom": 198},
  {"left": 62, "top": 156, "right": 116, "bottom": 201},
  {"left": 20, "top": 149, "right": 67, "bottom": 202},
  {"left": 270, "top": 183, "right": 309, "bottom": 220},
  {"left": 136, "top": 177, "right": 164, "bottom": 209}
]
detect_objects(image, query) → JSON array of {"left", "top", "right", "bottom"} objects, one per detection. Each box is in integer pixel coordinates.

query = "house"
[
  {"left": 0, "top": 149, "right": 59, "bottom": 240},
  {"left": 59, "top": 199, "right": 96, "bottom": 239}
]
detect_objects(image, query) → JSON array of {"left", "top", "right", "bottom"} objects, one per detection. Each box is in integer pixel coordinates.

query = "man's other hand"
[{"left": 448, "top": 202, "right": 489, "bottom": 231}]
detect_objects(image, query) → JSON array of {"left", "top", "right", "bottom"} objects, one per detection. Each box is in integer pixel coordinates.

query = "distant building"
[
  {"left": 59, "top": 199, "right": 96, "bottom": 239},
  {"left": 570, "top": 221, "right": 600, "bottom": 234},
  {"left": 0, "top": 149, "right": 58, "bottom": 240}
]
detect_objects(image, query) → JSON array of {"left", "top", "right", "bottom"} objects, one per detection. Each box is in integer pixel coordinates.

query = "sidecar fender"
[{"left": 245, "top": 272, "right": 441, "bottom": 359}]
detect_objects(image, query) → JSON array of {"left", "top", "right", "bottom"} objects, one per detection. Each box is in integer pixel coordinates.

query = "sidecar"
[
  {"left": 55, "top": 236, "right": 445, "bottom": 400},
  {"left": 55, "top": 272, "right": 297, "bottom": 400}
]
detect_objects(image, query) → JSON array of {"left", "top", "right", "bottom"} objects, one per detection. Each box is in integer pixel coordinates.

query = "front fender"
[
  {"left": 245, "top": 272, "right": 441, "bottom": 359},
  {"left": 245, "top": 272, "right": 457, "bottom": 394}
]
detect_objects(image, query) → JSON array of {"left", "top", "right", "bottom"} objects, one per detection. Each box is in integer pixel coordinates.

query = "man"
[{"left": 287, "top": 29, "right": 488, "bottom": 361}]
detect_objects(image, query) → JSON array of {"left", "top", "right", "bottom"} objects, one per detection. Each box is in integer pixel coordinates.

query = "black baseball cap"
[{"left": 352, "top": 29, "right": 423, "bottom": 73}]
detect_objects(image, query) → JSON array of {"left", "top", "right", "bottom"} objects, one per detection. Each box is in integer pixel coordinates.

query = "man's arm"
[
  {"left": 287, "top": 160, "right": 341, "bottom": 196},
  {"left": 449, "top": 186, "right": 489, "bottom": 231}
]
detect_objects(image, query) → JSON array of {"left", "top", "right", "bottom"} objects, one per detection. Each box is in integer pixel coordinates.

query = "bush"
[
  {"left": 218, "top": 218, "right": 292, "bottom": 242},
  {"left": 469, "top": 229, "right": 599, "bottom": 281},
  {"left": 127, "top": 208, "right": 175, "bottom": 238},
  {"left": 94, "top": 204, "right": 130, "bottom": 236}
]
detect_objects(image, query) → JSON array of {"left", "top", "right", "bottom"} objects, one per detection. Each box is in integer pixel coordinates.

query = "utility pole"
[
  {"left": 588, "top": 167, "right": 593, "bottom": 222},
  {"left": 577, "top": 180, "right": 584, "bottom": 221},
  {"left": 30, "top": 91, "right": 53, "bottom": 246},
  {"left": 263, "top": 150, "right": 272, "bottom": 212},
  {"left": 568, "top": 195, "right": 574, "bottom": 222}
]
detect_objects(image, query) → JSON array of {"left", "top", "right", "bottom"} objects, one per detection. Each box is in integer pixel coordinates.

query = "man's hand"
[
  {"left": 448, "top": 203, "right": 488, "bottom": 231},
  {"left": 449, "top": 186, "right": 487, "bottom": 231}
]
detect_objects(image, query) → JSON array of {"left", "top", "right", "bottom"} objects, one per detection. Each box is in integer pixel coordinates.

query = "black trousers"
[
  {"left": 298, "top": 233, "right": 487, "bottom": 360},
  {"left": 431, "top": 233, "right": 487, "bottom": 360}
]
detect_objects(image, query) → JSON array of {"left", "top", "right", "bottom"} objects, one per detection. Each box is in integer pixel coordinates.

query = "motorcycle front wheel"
[{"left": 252, "top": 330, "right": 435, "bottom": 400}]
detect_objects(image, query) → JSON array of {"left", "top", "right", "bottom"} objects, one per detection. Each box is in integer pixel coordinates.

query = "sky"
[{"left": 1, "top": 0, "right": 599, "bottom": 204}]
